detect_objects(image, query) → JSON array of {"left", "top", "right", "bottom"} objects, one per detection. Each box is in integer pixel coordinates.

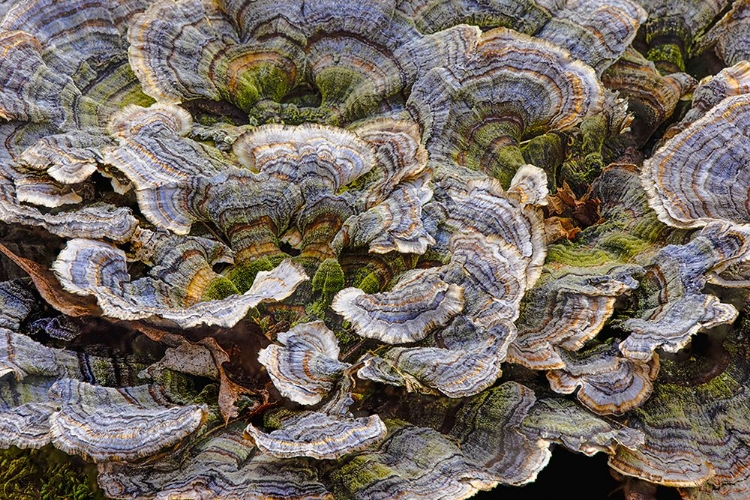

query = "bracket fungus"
[
  {"left": 245, "top": 411, "right": 387, "bottom": 461},
  {"left": 258, "top": 321, "right": 350, "bottom": 405},
  {"left": 642, "top": 90, "right": 750, "bottom": 230},
  {"left": 99, "top": 423, "right": 334, "bottom": 499},
  {"left": 546, "top": 339, "right": 659, "bottom": 415},
  {"left": 637, "top": 0, "right": 731, "bottom": 72},
  {"left": 699, "top": 0, "right": 750, "bottom": 66},
  {"left": 332, "top": 269, "right": 465, "bottom": 345},
  {"left": 1, "top": 0, "right": 750, "bottom": 499},
  {"left": 620, "top": 223, "right": 748, "bottom": 360},
  {"left": 408, "top": 27, "right": 604, "bottom": 186},
  {"left": 53, "top": 238, "right": 309, "bottom": 328}
]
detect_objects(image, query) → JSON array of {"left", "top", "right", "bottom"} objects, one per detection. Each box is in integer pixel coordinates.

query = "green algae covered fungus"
[{"left": 0, "top": 0, "right": 750, "bottom": 499}]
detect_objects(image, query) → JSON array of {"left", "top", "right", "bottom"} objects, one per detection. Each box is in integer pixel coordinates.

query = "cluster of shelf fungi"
[{"left": 1, "top": 0, "right": 750, "bottom": 498}]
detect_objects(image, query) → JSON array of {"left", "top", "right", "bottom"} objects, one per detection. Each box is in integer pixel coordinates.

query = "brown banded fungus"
[
  {"left": 357, "top": 342, "right": 504, "bottom": 398},
  {"left": 332, "top": 269, "right": 465, "bottom": 345},
  {"left": 258, "top": 321, "right": 350, "bottom": 405},
  {"left": 533, "top": 0, "right": 647, "bottom": 74},
  {"left": 399, "top": 0, "right": 646, "bottom": 74},
  {"left": 48, "top": 379, "right": 207, "bottom": 463},
  {"left": 602, "top": 48, "right": 696, "bottom": 146},
  {"left": 408, "top": 27, "right": 604, "bottom": 187},
  {"left": 245, "top": 411, "right": 387, "bottom": 460},
  {"left": 620, "top": 223, "right": 749, "bottom": 360},
  {"left": 698, "top": 0, "right": 750, "bottom": 66},
  {"left": 99, "top": 423, "right": 334, "bottom": 499},
  {"left": 519, "top": 398, "right": 644, "bottom": 456},
  {"left": 546, "top": 339, "right": 659, "bottom": 415},
  {"left": 678, "top": 61, "right": 750, "bottom": 128},
  {"left": 508, "top": 264, "right": 641, "bottom": 370},
  {"left": 642, "top": 92, "right": 750, "bottom": 230},
  {"left": 637, "top": 0, "right": 731, "bottom": 72},
  {"left": 0, "top": 0, "right": 149, "bottom": 241},
  {"left": 53, "top": 238, "right": 308, "bottom": 328},
  {"left": 610, "top": 335, "right": 750, "bottom": 499},
  {"left": 128, "top": 0, "right": 474, "bottom": 125},
  {"left": 1, "top": 326, "right": 209, "bottom": 459},
  {"left": 1, "top": 0, "right": 750, "bottom": 498}
]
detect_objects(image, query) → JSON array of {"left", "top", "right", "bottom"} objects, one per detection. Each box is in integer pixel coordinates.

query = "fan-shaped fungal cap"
[
  {"left": 332, "top": 268, "right": 464, "bottom": 344},
  {"left": 49, "top": 379, "right": 207, "bottom": 462},
  {"left": 0, "top": 129, "right": 137, "bottom": 241},
  {"left": 547, "top": 340, "right": 658, "bottom": 415},
  {"left": 128, "top": 228, "right": 234, "bottom": 306},
  {"left": 610, "top": 336, "right": 750, "bottom": 494},
  {"left": 0, "top": 279, "right": 36, "bottom": 331},
  {"left": 350, "top": 118, "right": 428, "bottom": 207},
  {"left": 104, "top": 104, "right": 228, "bottom": 232},
  {"left": 263, "top": 0, "right": 421, "bottom": 122},
  {"left": 535, "top": 0, "right": 647, "bottom": 74},
  {"left": 357, "top": 343, "right": 502, "bottom": 398},
  {"left": 11, "top": 169, "right": 84, "bottom": 209},
  {"left": 53, "top": 239, "right": 308, "bottom": 328},
  {"left": 506, "top": 164, "right": 550, "bottom": 207},
  {"left": 0, "top": 198, "right": 137, "bottom": 244},
  {"left": 128, "top": 0, "right": 299, "bottom": 112},
  {"left": 258, "top": 321, "right": 350, "bottom": 406},
  {"left": 448, "top": 233, "right": 528, "bottom": 325},
  {"left": 622, "top": 295, "right": 737, "bottom": 361},
  {"left": 443, "top": 175, "right": 547, "bottom": 287},
  {"left": 245, "top": 411, "right": 387, "bottom": 460},
  {"left": 99, "top": 423, "right": 333, "bottom": 499},
  {"left": 621, "top": 223, "right": 748, "bottom": 360},
  {"left": 356, "top": 347, "right": 411, "bottom": 382},
  {"left": 0, "top": 401, "right": 57, "bottom": 449},
  {"left": 643, "top": 93, "right": 750, "bottom": 229},
  {"left": 0, "top": 31, "right": 83, "bottom": 125},
  {"left": 233, "top": 124, "right": 374, "bottom": 191},
  {"left": 681, "top": 61, "right": 750, "bottom": 127},
  {"left": 1, "top": 0, "right": 146, "bottom": 81},
  {"left": 332, "top": 385, "right": 554, "bottom": 498},
  {"left": 508, "top": 264, "right": 641, "bottom": 370},
  {"left": 396, "top": 0, "right": 551, "bottom": 34},
  {"left": 108, "top": 103, "right": 192, "bottom": 140},
  {"left": 408, "top": 27, "right": 603, "bottom": 184},
  {"left": 1, "top": 328, "right": 81, "bottom": 381},
  {"left": 699, "top": 0, "right": 750, "bottom": 66},
  {"left": 519, "top": 398, "right": 644, "bottom": 456},
  {"left": 356, "top": 316, "right": 513, "bottom": 398},
  {"left": 133, "top": 227, "right": 233, "bottom": 268},
  {"left": 603, "top": 48, "right": 696, "bottom": 141},
  {"left": 19, "top": 132, "right": 110, "bottom": 185},
  {"left": 331, "top": 423, "right": 493, "bottom": 500},
  {"left": 337, "top": 176, "right": 435, "bottom": 255},
  {"left": 447, "top": 382, "right": 549, "bottom": 485}
]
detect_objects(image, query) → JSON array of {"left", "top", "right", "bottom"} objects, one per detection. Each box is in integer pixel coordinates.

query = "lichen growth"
[{"left": 0, "top": 446, "right": 103, "bottom": 500}]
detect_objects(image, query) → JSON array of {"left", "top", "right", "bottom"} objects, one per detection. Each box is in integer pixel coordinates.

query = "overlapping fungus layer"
[{"left": 0, "top": 0, "right": 749, "bottom": 499}]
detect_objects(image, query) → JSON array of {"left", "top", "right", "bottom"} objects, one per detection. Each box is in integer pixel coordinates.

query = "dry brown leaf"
[
  {"left": 544, "top": 216, "right": 582, "bottom": 243},
  {"left": 0, "top": 243, "right": 101, "bottom": 317},
  {"left": 547, "top": 181, "right": 601, "bottom": 228},
  {"left": 199, "top": 337, "right": 264, "bottom": 423}
]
